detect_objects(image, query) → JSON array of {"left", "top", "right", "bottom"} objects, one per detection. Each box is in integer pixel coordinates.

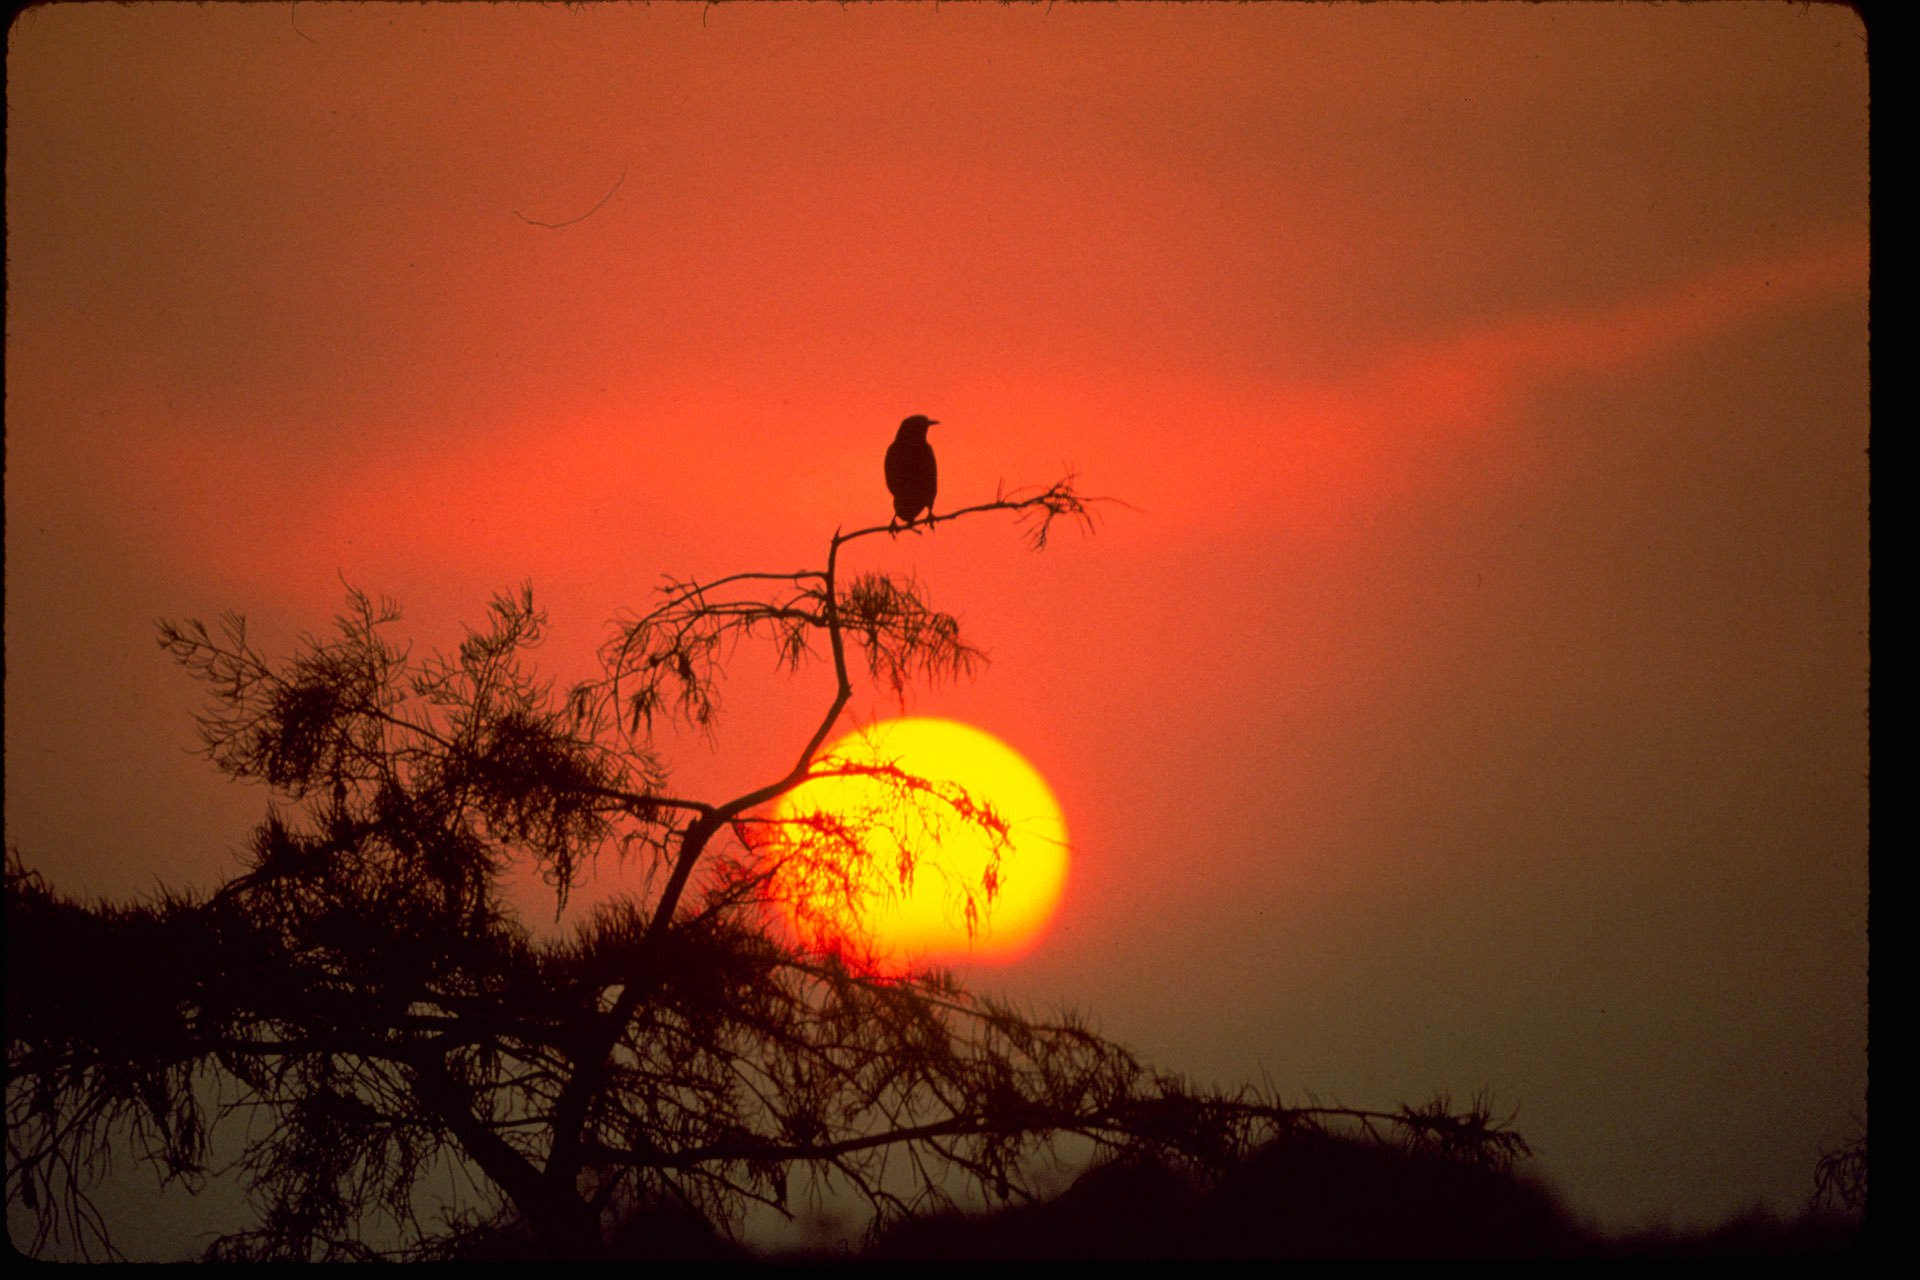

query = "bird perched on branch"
[{"left": 885, "top": 414, "right": 939, "bottom": 529}]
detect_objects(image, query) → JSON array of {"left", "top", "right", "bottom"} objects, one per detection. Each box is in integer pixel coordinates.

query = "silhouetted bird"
[{"left": 885, "top": 414, "right": 939, "bottom": 528}]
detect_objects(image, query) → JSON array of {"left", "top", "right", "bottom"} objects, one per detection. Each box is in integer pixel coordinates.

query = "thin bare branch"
[{"left": 513, "top": 165, "right": 630, "bottom": 230}]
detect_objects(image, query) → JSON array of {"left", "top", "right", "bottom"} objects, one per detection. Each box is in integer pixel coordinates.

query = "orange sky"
[{"left": 5, "top": 1, "right": 1867, "bottom": 1252}]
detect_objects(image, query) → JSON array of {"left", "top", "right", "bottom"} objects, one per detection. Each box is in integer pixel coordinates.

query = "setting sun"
[{"left": 766, "top": 718, "right": 1069, "bottom": 969}]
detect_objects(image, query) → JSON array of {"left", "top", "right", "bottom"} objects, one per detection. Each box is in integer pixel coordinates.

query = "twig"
[
  {"left": 290, "top": 3, "right": 319, "bottom": 45},
  {"left": 514, "top": 165, "right": 630, "bottom": 230}
]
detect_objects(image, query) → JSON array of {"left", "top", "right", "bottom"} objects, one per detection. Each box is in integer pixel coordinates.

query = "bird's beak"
[{"left": 929, "top": 419, "right": 941, "bottom": 426}]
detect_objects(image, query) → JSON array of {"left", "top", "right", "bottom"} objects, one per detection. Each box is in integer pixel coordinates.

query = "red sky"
[{"left": 6, "top": 2, "right": 1867, "bottom": 1251}]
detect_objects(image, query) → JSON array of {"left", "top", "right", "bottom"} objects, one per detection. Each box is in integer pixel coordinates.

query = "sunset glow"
[
  {"left": 5, "top": 2, "right": 1866, "bottom": 1251},
  {"left": 766, "top": 719, "right": 1069, "bottom": 970}
]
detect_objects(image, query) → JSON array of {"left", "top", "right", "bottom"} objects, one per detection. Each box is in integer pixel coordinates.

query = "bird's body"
[{"left": 885, "top": 414, "right": 939, "bottom": 527}]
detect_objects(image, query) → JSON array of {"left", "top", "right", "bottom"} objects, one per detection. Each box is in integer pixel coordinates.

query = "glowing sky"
[{"left": 5, "top": 1, "right": 1867, "bottom": 1251}]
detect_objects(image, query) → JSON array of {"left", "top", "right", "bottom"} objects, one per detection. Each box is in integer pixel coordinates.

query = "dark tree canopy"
[{"left": 6, "top": 483, "right": 1526, "bottom": 1261}]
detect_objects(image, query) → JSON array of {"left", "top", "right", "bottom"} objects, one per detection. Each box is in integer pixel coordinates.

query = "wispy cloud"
[{"left": 1243, "top": 230, "right": 1867, "bottom": 538}]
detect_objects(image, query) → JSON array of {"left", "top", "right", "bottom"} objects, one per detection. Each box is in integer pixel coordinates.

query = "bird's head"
[{"left": 900, "top": 414, "right": 939, "bottom": 435}]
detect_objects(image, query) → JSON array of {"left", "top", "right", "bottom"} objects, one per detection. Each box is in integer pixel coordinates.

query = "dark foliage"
[
  {"left": 858, "top": 1132, "right": 1861, "bottom": 1261},
  {"left": 866, "top": 1130, "right": 1581, "bottom": 1260},
  {"left": 1811, "top": 1127, "right": 1867, "bottom": 1216},
  {"left": 1604, "top": 1210, "right": 1862, "bottom": 1259},
  {"left": 7, "top": 482, "right": 1530, "bottom": 1261}
]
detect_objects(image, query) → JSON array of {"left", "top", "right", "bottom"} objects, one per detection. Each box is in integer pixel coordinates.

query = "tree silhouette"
[{"left": 7, "top": 481, "right": 1526, "bottom": 1261}]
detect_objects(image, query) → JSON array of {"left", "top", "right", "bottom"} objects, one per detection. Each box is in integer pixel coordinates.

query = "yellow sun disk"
[{"left": 770, "top": 719, "right": 1069, "bottom": 966}]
